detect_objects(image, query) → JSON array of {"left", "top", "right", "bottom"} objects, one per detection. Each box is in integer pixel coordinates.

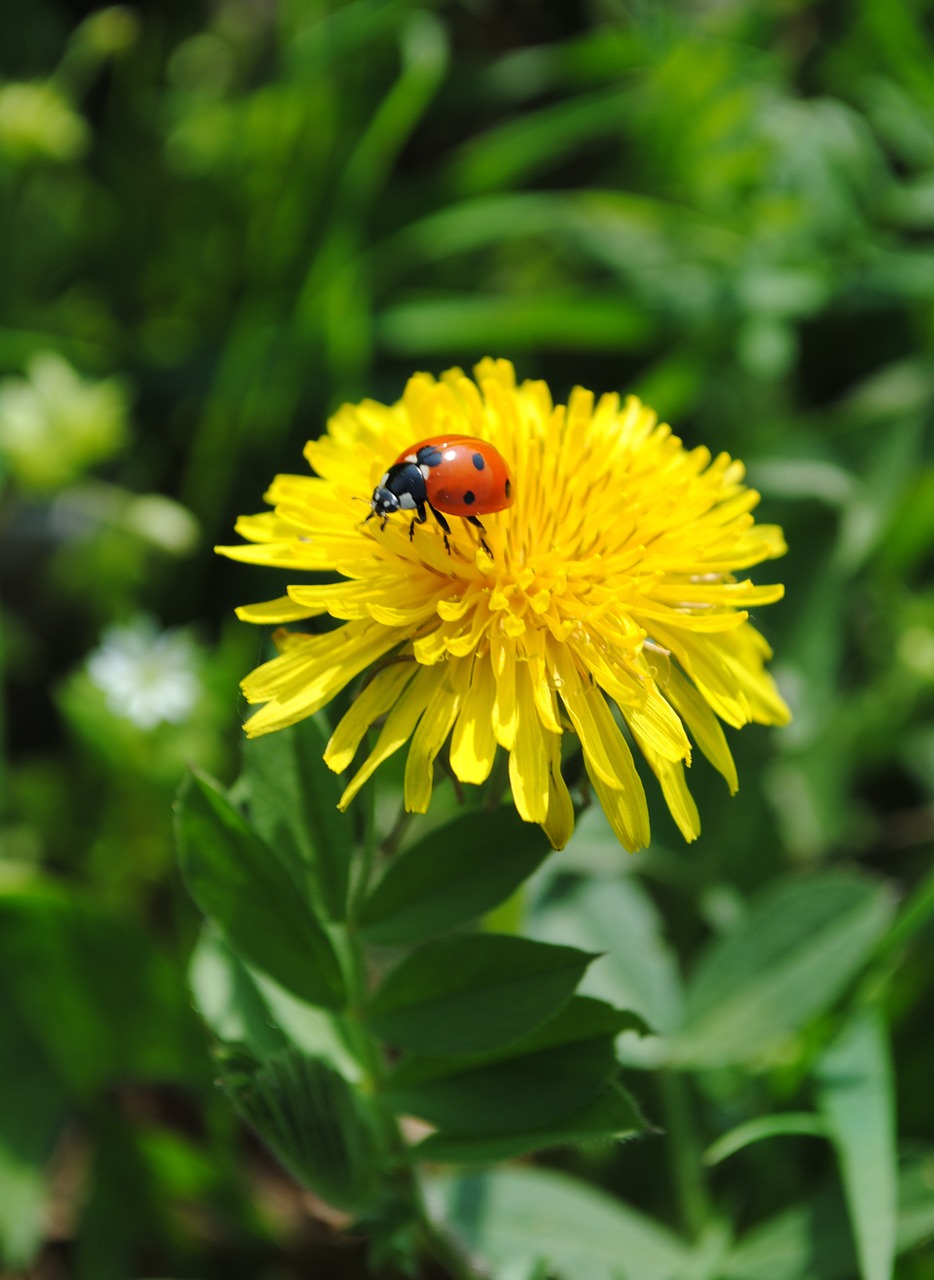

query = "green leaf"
[
  {"left": 241, "top": 716, "right": 350, "bottom": 921},
  {"left": 530, "top": 874, "right": 684, "bottom": 1036},
  {"left": 416, "top": 1081, "right": 646, "bottom": 1164},
  {"left": 247, "top": 970, "right": 362, "bottom": 1081},
  {"left": 189, "top": 928, "right": 362, "bottom": 1080},
  {"left": 448, "top": 84, "right": 634, "bottom": 194},
  {"left": 386, "top": 997, "right": 631, "bottom": 1136},
  {"left": 0, "top": 1001, "right": 68, "bottom": 1268},
  {"left": 221, "top": 1049, "right": 382, "bottom": 1213},
  {"left": 378, "top": 291, "right": 653, "bottom": 355},
  {"left": 0, "top": 886, "right": 205, "bottom": 1095},
  {"left": 390, "top": 995, "right": 640, "bottom": 1087},
  {"left": 671, "top": 872, "right": 896, "bottom": 1068},
  {"left": 360, "top": 808, "right": 553, "bottom": 943},
  {"left": 427, "top": 1165, "right": 691, "bottom": 1280},
  {"left": 895, "top": 1151, "right": 934, "bottom": 1255},
  {"left": 721, "top": 1155, "right": 934, "bottom": 1280},
  {"left": 366, "top": 934, "right": 596, "bottom": 1055},
  {"left": 704, "top": 1113, "right": 830, "bottom": 1167},
  {"left": 73, "top": 1117, "right": 165, "bottom": 1280},
  {"left": 816, "top": 1011, "right": 897, "bottom": 1280},
  {"left": 189, "top": 927, "right": 288, "bottom": 1059},
  {"left": 175, "top": 771, "right": 346, "bottom": 1010},
  {"left": 0, "top": 885, "right": 208, "bottom": 1267}
]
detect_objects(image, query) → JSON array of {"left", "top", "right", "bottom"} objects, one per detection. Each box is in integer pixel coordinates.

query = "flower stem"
[
  {"left": 657, "top": 1069, "right": 711, "bottom": 1241},
  {"left": 418, "top": 1215, "right": 484, "bottom": 1280},
  {"left": 343, "top": 836, "right": 476, "bottom": 1277},
  {"left": 381, "top": 801, "right": 414, "bottom": 859}
]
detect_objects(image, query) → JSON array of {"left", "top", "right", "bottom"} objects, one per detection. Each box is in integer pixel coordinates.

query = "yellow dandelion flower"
[{"left": 217, "top": 359, "right": 790, "bottom": 851}]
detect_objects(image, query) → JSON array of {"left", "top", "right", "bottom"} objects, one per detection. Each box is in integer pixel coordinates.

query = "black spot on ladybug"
[
  {"left": 463, "top": 490, "right": 476, "bottom": 505},
  {"left": 504, "top": 478, "right": 512, "bottom": 498},
  {"left": 418, "top": 446, "right": 443, "bottom": 467},
  {"left": 472, "top": 452, "right": 485, "bottom": 470}
]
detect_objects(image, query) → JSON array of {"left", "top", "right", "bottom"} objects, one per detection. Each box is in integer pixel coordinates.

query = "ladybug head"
[
  {"left": 367, "top": 462, "right": 427, "bottom": 523},
  {"left": 369, "top": 477, "right": 402, "bottom": 517}
]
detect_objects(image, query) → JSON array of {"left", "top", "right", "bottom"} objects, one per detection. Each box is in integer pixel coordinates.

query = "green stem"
[
  {"left": 417, "top": 1216, "right": 483, "bottom": 1280},
  {"left": 342, "top": 823, "right": 480, "bottom": 1278},
  {"left": 657, "top": 1069, "right": 711, "bottom": 1241},
  {"left": 382, "top": 801, "right": 415, "bottom": 859}
]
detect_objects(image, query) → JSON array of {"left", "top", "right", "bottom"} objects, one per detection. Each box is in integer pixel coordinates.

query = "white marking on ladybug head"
[
  {"left": 371, "top": 483, "right": 400, "bottom": 515},
  {"left": 398, "top": 491, "right": 418, "bottom": 510}
]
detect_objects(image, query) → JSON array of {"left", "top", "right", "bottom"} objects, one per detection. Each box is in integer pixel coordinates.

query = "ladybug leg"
[
  {"left": 428, "top": 503, "right": 452, "bottom": 554},
  {"left": 466, "top": 515, "right": 492, "bottom": 557},
  {"left": 409, "top": 504, "right": 429, "bottom": 543}
]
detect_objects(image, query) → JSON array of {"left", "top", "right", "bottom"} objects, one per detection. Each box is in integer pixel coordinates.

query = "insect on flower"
[
  {"left": 217, "top": 359, "right": 790, "bottom": 852},
  {"left": 367, "top": 435, "right": 514, "bottom": 555}
]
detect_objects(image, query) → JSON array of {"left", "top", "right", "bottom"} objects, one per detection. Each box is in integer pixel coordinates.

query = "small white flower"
[{"left": 87, "top": 615, "right": 201, "bottom": 729}]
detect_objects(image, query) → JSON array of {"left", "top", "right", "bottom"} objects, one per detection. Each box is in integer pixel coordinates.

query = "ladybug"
[{"left": 367, "top": 435, "right": 514, "bottom": 555}]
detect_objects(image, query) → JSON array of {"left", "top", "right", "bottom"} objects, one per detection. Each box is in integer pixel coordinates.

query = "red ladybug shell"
[{"left": 392, "top": 435, "right": 514, "bottom": 517}]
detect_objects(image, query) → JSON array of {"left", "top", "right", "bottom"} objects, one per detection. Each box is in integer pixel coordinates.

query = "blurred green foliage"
[{"left": 2, "top": 0, "right": 934, "bottom": 1276}]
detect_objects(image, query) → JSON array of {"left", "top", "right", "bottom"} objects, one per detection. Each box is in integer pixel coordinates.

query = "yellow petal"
[
  {"left": 586, "top": 765, "right": 650, "bottom": 853},
  {"left": 235, "top": 596, "right": 323, "bottom": 624},
  {"left": 541, "top": 731, "right": 574, "bottom": 851},
  {"left": 242, "top": 623, "right": 400, "bottom": 735},
  {"left": 648, "top": 623, "right": 749, "bottom": 728},
  {"left": 337, "top": 666, "right": 439, "bottom": 809},
  {"left": 654, "top": 759, "right": 701, "bottom": 842},
  {"left": 403, "top": 663, "right": 466, "bottom": 813},
  {"left": 449, "top": 657, "right": 498, "bottom": 785},
  {"left": 508, "top": 664, "right": 550, "bottom": 824},
  {"left": 651, "top": 580, "right": 785, "bottom": 607},
  {"left": 626, "top": 719, "right": 700, "bottom": 844},
  {"left": 632, "top": 605, "right": 750, "bottom": 633},
  {"left": 665, "top": 665, "right": 738, "bottom": 793},
  {"left": 491, "top": 633, "right": 518, "bottom": 750},
  {"left": 324, "top": 660, "right": 415, "bottom": 773},
  {"left": 622, "top": 682, "right": 691, "bottom": 765},
  {"left": 552, "top": 644, "right": 641, "bottom": 792}
]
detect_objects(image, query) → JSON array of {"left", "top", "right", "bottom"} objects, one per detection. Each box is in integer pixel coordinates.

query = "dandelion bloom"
[{"left": 217, "top": 359, "right": 789, "bottom": 850}]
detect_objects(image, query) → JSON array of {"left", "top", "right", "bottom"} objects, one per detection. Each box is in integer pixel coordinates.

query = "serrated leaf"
[
  {"left": 387, "top": 998, "right": 641, "bottom": 1135},
  {"left": 222, "top": 1049, "right": 381, "bottom": 1212},
  {"left": 816, "top": 1011, "right": 897, "bottom": 1280},
  {"left": 426, "top": 1164, "right": 689, "bottom": 1279},
  {"left": 671, "top": 872, "right": 896, "bottom": 1068},
  {"left": 417, "top": 1081, "right": 645, "bottom": 1164},
  {"left": 389, "top": 996, "right": 640, "bottom": 1088},
  {"left": 176, "top": 771, "right": 346, "bottom": 1010},
  {"left": 391, "top": 1036, "right": 616, "bottom": 1134},
  {"left": 360, "top": 808, "right": 552, "bottom": 944},
  {"left": 241, "top": 716, "right": 350, "bottom": 920},
  {"left": 367, "top": 934, "right": 596, "bottom": 1056}
]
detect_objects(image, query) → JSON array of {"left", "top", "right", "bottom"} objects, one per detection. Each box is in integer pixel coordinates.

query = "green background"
[{"left": 1, "top": 1, "right": 933, "bottom": 1277}]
